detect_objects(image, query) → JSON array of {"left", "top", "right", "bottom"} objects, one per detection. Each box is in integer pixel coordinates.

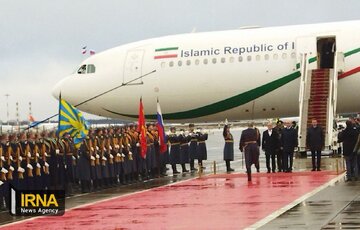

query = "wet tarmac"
[{"left": 0, "top": 129, "right": 355, "bottom": 229}]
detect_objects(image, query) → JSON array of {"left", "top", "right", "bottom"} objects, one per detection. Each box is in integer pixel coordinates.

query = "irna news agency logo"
[{"left": 10, "top": 186, "right": 65, "bottom": 216}]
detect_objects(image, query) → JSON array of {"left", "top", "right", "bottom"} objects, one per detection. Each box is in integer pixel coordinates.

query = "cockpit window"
[
  {"left": 77, "top": 65, "right": 86, "bottom": 74},
  {"left": 87, "top": 64, "right": 96, "bottom": 74},
  {"left": 77, "top": 64, "right": 96, "bottom": 74}
]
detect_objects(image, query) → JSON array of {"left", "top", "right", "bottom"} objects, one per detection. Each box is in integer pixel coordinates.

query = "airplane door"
[
  {"left": 123, "top": 49, "right": 145, "bottom": 85},
  {"left": 296, "top": 36, "right": 317, "bottom": 70}
]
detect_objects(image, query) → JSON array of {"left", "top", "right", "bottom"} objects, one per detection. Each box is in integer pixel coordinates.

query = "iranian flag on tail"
[
  {"left": 156, "top": 99, "right": 167, "bottom": 153},
  {"left": 154, "top": 47, "right": 178, "bottom": 59}
]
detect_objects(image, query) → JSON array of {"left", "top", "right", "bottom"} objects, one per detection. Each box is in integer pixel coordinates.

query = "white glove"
[
  {"left": 136, "top": 143, "right": 140, "bottom": 147},
  {"left": 109, "top": 154, "right": 114, "bottom": 159},
  {"left": 102, "top": 156, "right": 107, "bottom": 161},
  {"left": 36, "top": 153, "right": 40, "bottom": 158},
  {"left": 0, "top": 181, "right": 3, "bottom": 186},
  {"left": 18, "top": 167, "right": 25, "bottom": 173},
  {"left": 44, "top": 152, "right": 48, "bottom": 157},
  {"left": 9, "top": 155, "right": 13, "bottom": 161},
  {"left": 180, "top": 131, "right": 184, "bottom": 135},
  {"left": 36, "top": 163, "right": 41, "bottom": 168},
  {"left": 128, "top": 144, "right": 131, "bottom": 147},
  {"left": 44, "top": 162, "right": 49, "bottom": 167},
  {"left": 96, "top": 146, "right": 99, "bottom": 151},
  {"left": 27, "top": 152, "right": 31, "bottom": 157},
  {"left": 96, "top": 154, "right": 100, "bottom": 159},
  {"left": 9, "top": 166, "right": 14, "bottom": 171},
  {"left": 121, "top": 153, "right": 125, "bottom": 157},
  {"left": 90, "top": 156, "right": 95, "bottom": 160},
  {"left": 103, "top": 147, "right": 106, "bottom": 151},
  {"left": 109, "top": 146, "right": 113, "bottom": 150},
  {"left": 116, "top": 153, "right": 121, "bottom": 157},
  {"left": 121, "top": 145, "right": 124, "bottom": 148},
  {"left": 27, "top": 164, "right": 33, "bottom": 169},
  {"left": 115, "top": 145, "right": 120, "bottom": 149},
  {"left": 129, "top": 152, "right": 133, "bottom": 155},
  {"left": 1, "top": 168, "right": 8, "bottom": 174},
  {"left": 56, "top": 149, "right": 60, "bottom": 154},
  {"left": 72, "top": 156, "right": 76, "bottom": 160},
  {"left": 91, "top": 147, "right": 94, "bottom": 151},
  {"left": 19, "top": 156, "right": 23, "bottom": 161},
  {"left": 1, "top": 156, "right": 5, "bottom": 161}
]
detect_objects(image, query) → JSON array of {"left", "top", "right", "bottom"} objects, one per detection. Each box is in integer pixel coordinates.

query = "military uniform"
[
  {"left": 188, "top": 131, "right": 198, "bottom": 171},
  {"left": 240, "top": 127, "right": 260, "bottom": 181},
  {"left": 179, "top": 133, "right": 191, "bottom": 172},
  {"left": 168, "top": 133, "right": 181, "bottom": 174},
  {"left": 197, "top": 132, "right": 208, "bottom": 168},
  {"left": 223, "top": 130, "right": 234, "bottom": 172},
  {"left": 78, "top": 138, "right": 92, "bottom": 192}
]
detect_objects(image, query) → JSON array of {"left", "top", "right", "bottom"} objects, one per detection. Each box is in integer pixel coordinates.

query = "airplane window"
[
  {"left": 247, "top": 56, "right": 252, "bottom": 61},
  {"left": 273, "top": 54, "right": 278, "bottom": 60},
  {"left": 221, "top": 57, "right": 226, "bottom": 63},
  {"left": 195, "top": 59, "right": 200, "bottom": 65},
  {"left": 203, "top": 59, "right": 208, "bottom": 64},
  {"left": 169, "top": 61, "right": 174, "bottom": 67},
  {"left": 161, "top": 62, "right": 166, "bottom": 68},
  {"left": 291, "top": 52, "right": 296, "bottom": 59},
  {"left": 178, "top": 60, "right": 182, "bottom": 67},
  {"left": 265, "top": 54, "right": 270, "bottom": 60},
  {"left": 229, "top": 57, "right": 234, "bottom": 63},
  {"left": 77, "top": 65, "right": 86, "bottom": 74},
  {"left": 186, "top": 60, "right": 191, "bottom": 66},
  {"left": 256, "top": 55, "right": 260, "bottom": 61},
  {"left": 238, "top": 56, "right": 243, "bottom": 62},
  {"left": 282, "top": 53, "right": 287, "bottom": 59},
  {"left": 87, "top": 64, "right": 96, "bottom": 74},
  {"left": 212, "top": 58, "right": 217, "bottom": 64}
]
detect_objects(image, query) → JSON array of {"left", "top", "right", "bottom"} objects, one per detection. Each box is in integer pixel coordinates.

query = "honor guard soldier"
[
  {"left": 167, "top": 127, "right": 181, "bottom": 174},
  {"left": 179, "top": 129, "right": 190, "bottom": 173},
  {"left": 39, "top": 132, "right": 51, "bottom": 190},
  {"left": 188, "top": 124, "right": 198, "bottom": 171},
  {"left": 0, "top": 134, "right": 10, "bottom": 210},
  {"left": 240, "top": 122, "right": 260, "bottom": 181},
  {"left": 197, "top": 128, "right": 208, "bottom": 170},
  {"left": 146, "top": 124, "right": 157, "bottom": 178},
  {"left": 120, "top": 127, "right": 132, "bottom": 184},
  {"left": 62, "top": 133, "right": 76, "bottom": 195},
  {"left": 223, "top": 125, "right": 235, "bottom": 172},
  {"left": 47, "top": 131, "right": 59, "bottom": 190},
  {"left": 107, "top": 128, "right": 117, "bottom": 186},
  {"left": 129, "top": 125, "right": 142, "bottom": 181},
  {"left": 98, "top": 129, "right": 110, "bottom": 188},
  {"left": 126, "top": 126, "right": 138, "bottom": 181},
  {"left": 78, "top": 137, "right": 92, "bottom": 193},
  {"left": 114, "top": 128, "right": 125, "bottom": 185},
  {"left": 93, "top": 130, "right": 103, "bottom": 189},
  {"left": 15, "top": 133, "right": 26, "bottom": 190}
]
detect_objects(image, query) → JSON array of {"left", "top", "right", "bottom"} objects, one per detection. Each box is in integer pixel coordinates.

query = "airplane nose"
[{"left": 52, "top": 81, "right": 62, "bottom": 100}]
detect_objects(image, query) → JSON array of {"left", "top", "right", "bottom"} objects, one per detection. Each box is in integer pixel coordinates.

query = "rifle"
[
  {"left": 107, "top": 138, "right": 114, "bottom": 165},
  {"left": 41, "top": 141, "right": 49, "bottom": 175},
  {"left": 88, "top": 139, "right": 95, "bottom": 166},
  {"left": 126, "top": 133, "right": 133, "bottom": 161},
  {"left": 100, "top": 137, "right": 106, "bottom": 166},
  {"left": 6, "top": 144, "right": 13, "bottom": 180},
  {"left": 34, "top": 144, "right": 41, "bottom": 176},
  {"left": 0, "top": 145, "right": 6, "bottom": 181},
  {"left": 25, "top": 143, "right": 33, "bottom": 177},
  {"left": 17, "top": 144, "right": 24, "bottom": 179},
  {"left": 94, "top": 138, "right": 100, "bottom": 165}
]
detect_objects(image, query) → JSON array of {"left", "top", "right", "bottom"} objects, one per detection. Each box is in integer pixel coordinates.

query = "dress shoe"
[
  {"left": 173, "top": 171, "right": 180, "bottom": 175},
  {"left": 227, "top": 168, "right": 235, "bottom": 172},
  {"left": 267, "top": 170, "right": 271, "bottom": 173},
  {"left": 317, "top": 168, "right": 321, "bottom": 171},
  {"left": 182, "top": 169, "right": 189, "bottom": 173},
  {"left": 311, "top": 168, "right": 316, "bottom": 171}
]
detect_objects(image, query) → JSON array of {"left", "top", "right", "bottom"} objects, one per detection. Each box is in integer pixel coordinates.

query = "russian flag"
[
  {"left": 82, "top": 46, "right": 87, "bottom": 54},
  {"left": 157, "top": 99, "right": 167, "bottom": 153}
]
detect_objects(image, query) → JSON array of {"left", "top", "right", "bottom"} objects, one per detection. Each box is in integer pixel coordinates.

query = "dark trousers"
[
  {"left": 277, "top": 150, "right": 283, "bottom": 172},
  {"left": 345, "top": 154, "right": 358, "bottom": 179},
  {"left": 311, "top": 150, "right": 322, "bottom": 170},
  {"left": 265, "top": 154, "right": 276, "bottom": 172},
  {"left": 283, "top": 151, "right": 293, "bottom": 172}
]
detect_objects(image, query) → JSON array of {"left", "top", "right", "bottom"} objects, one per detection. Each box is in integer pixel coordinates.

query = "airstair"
[{"left": 297, "top": 39, "right": 344, "bottom": 154}]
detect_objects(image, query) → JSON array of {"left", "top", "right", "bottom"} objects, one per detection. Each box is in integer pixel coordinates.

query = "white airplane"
[{"left": 52, "top": 20, "right": 360, "bottom": 122}]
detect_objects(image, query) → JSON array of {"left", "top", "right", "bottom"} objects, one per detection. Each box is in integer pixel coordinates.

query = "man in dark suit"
[
  {"left": 338, "top": 120, "right": 359, "bottom": 181},
  {"left": 262, "top": 123, "right": 279, "bottom": 173},
  {"left": 281, "top": 121, "right": 298, "bottom": 172},
  {"left": 306, "top": 118, "right": 324, "bottom": 171}
]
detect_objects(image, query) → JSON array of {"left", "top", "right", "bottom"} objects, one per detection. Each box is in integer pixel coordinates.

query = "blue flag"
[{"left": 58, "top": 99, "right": 89, "bottom": 149}]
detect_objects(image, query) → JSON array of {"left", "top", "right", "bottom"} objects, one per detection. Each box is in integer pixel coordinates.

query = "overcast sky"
[{"left": 1, "top": 0, "right": 359, "bottom": 122}]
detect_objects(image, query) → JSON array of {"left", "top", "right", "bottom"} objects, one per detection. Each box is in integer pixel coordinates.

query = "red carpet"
[{"left": 2, "top": 171, "right": 340, "bottom": 230}]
